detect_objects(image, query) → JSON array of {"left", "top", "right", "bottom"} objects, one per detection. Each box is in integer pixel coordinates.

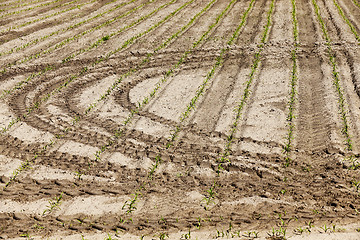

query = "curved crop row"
[
  {"left": 0, "top": 0, "right": 87, "bottom": 34},
  {"left": 2, "top": 0, "right": 195, "bottom": 188},
  {"left": 0, "top": 0, "right": 66, "bottom": 19},
  {"left": 284, "top": 0, "right": 299, "bottom": 166},
  {"left": 333, "top": 0, "right": 360, "bottom": 43},
  {"left": 312, "top": 0, "right": 352, "bottom": 151}
]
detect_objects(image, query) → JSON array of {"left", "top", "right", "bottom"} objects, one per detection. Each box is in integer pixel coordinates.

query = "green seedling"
[
  {"left": 43, "top": 192, "right": 63, "bottom": 216},
  {"left": 321, "top": 224, "right": 331, "bottom": 233},
  {"left": 351, "top": 179, "right": 360, "bottom": 191}
]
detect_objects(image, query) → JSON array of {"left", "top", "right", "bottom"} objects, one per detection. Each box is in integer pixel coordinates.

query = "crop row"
[
  {"left": 312, "top": 0, "right": 352, "bottom": 151},
  {"left": 3, "top": 0, "right": 196, "bottom": 188},
  {"left": 0, "top": 0, "right": 144, "bottom": 70},
  {"left": 0, "top": 0, "right": 66, "bottom": 19},
  {"left": 283, "top": 0, "right": 299, "bottom": 166},
  {"left": 0, "top": 0, "right": 88, "bottom": 34},
  {"left": 333, "top": 0, "right": 360, "bottom": 43},
  {"left": 120, "top": 0, "right": 240, "bottom": 214}
]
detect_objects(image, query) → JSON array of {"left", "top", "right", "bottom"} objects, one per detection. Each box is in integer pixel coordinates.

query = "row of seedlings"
[{"left": 312, "top": 0, "right": 353, "bottom": 151}]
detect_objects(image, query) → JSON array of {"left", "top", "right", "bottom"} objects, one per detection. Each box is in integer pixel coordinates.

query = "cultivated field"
[{"left": 1, "top": 0, "right": 360, "bottom": 239}]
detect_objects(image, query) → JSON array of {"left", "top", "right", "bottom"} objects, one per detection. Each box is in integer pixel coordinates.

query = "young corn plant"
[
  {"left": 42, "top": 192, "right": 63, "bottom": 216},
  {"left": 312, "top": 0, "right": 353, "bottom": 151}
]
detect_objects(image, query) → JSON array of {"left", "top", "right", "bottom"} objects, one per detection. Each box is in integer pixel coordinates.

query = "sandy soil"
[{"left": 1, "top": 0, "right": 360, "bottom": 239}]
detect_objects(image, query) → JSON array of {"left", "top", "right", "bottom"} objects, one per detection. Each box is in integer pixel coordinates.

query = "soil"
[{"left": 1, "top": 0, "right": 360, "bottom": 239}]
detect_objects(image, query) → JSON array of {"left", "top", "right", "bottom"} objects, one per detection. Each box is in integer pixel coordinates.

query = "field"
[{"left": 1, "top": 0, "right": 360, "bottom": 239}]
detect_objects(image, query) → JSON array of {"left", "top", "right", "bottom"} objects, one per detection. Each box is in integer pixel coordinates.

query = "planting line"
[
  {"left": 120, "top": 0, "right": 254, "bottom": 214},
  {"left": 2, "top": 0, "right": 194, "bottom": 189},
  {"left": 312, "top": 0, "right": 353, "bottom": 151},
  {"left": 333, "top": 0, "right": 360, "bottom": 43},
  {"left": 0, "top": 0, "right": 144, "bottom": 69},
  {"left": 203, "top": 0, "right": 275, "bottom": 206},
  {"left": 0, "top": 0, "right": 87, "bottom": 34},
  {"left": 0, "top": 0, "right": 67, "bottom": 19},
  {"left": 0, "top": 0, "right": 129, "bottom": 52},
  {"left": 283, "top": 0, "right": 299, "bottom": 166}
]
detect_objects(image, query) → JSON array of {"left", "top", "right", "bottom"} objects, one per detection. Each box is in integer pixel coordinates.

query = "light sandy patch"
[
  {"left": 235, "top": 141, "right": 283, "bottom": 155},
  {"left": 106, "top": 152, "right": 153, "bottom": 170},
  {"left": 58, "top": 195, "right": 129, "bottom": 216},
  {"left": 269, "top": 0, "right": 292, "bottom": 43},
  {"left": 0, "top": 75, "right": 26, "bottom": 93},
  {"left": 46, "top": 103, "right": 73, "bottom": 123},
  {"left": 239, "top": 64, "right": 289, "bottom": 144},
  {"left": 0, "top": 155, "right": 22, "bottom": 178},
  {"left": 224, "top": 196, "right": 291, "bottom": 207},
  {"left": 57, "top": 140, "right": 99, "bottom": 158},
  {"left": 0, "top": 102, "right": 16, "bottom": 129},
  {"left": 77, "top": 74, "right": 120, "bottom": 111},
  {"left": 147, "top": 68, "right": 208, "bottom": 122},
  {"left": 27, "top": 165, "right": 117, "bottom": 182},
  {"left": 93, "top": 95, "right": 129, "bottom": 121},
  {"left": 133, "top": 116, "right": 171, "bottom": 139},
  {"left": 0, "top": 199, "right": 48, "bottom": 215},
  {"left": 215, "top": 68, "right": 249, "bottom": 133},
  {"left": 129, "top": 74, "right": 161, "bottom": 105},
  {"left": 8, "top": 122, "right": 54, "bottom": 144}
]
